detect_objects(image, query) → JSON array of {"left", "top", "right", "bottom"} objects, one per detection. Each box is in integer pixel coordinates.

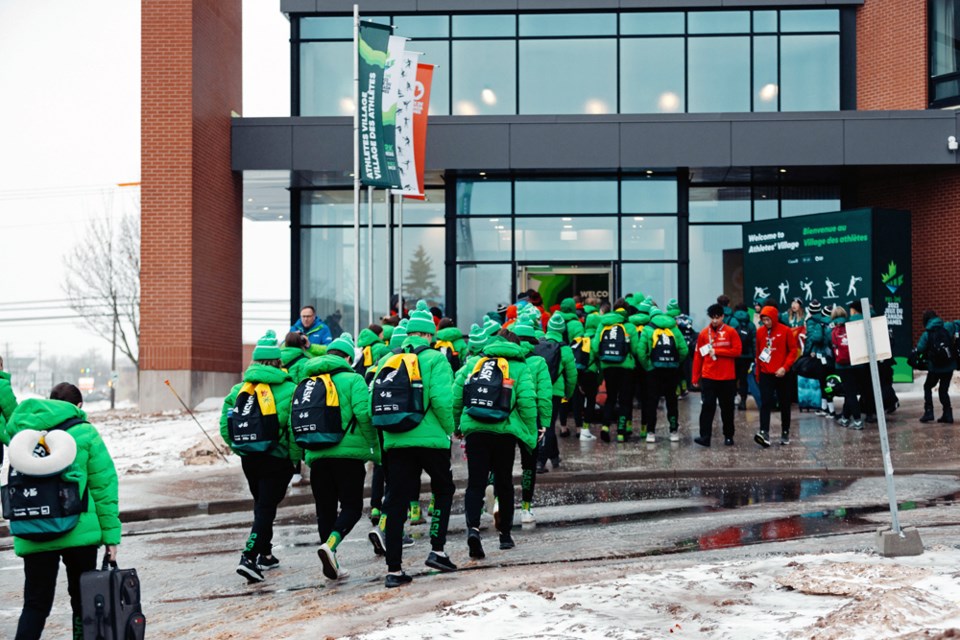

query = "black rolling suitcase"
[{"left": 80, "top": 554, "right": 146, "bottom": 640}]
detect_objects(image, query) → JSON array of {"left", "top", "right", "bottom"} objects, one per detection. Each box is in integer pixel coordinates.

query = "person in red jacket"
[
  {"left": 754, "top": 305, "right": 799, "bottom": 448},
  {"left": 692, "top": 304, "right": 742, "bottom": 447}
]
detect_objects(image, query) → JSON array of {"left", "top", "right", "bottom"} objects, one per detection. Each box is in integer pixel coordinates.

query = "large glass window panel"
[
  {"left": 302, "top": 190, "right": 383, "bottom": 225},
  {"left": 780, "top": 187, "right": 840, "bottom": 218},
  {"left": 414, "top": 40, "right": 450, "bottom": 115},
  {"left": 395, "top": 226, "right": 446, "bottom": 307},
  {"left": 621, "top": 217, "right": 677, "bottom": 260},
  {"left": 519, "top": 13, "right": 616, "bottom": 37},
  {"left": 780, "top": 36, "right": 839, "bottom": 111},
  {"left": 398, "top": 189, "right": 446, "bottom": 224},
  {"left": 456, "top": 217, "right": 512, "bottom": 261},
  {"left": 688, "top": 225, "right": 743, "bottom": 327},
  {"left": 753, "top": 11, "right": 777, "bottom": 33},
  {"left": 300, "top": 42, "right": 353, "bottom": 116},
  {"left": 689, "top": 186, "right": 751, "bottom": 222},
  {"left": 753, "top": 36, "right": 779, "bottom": 112},
  {"left": 753, "top": 187, "right": 779, "bottom": 220},
  {"left": 622, "top": 178, "right": 678, "bottom": 214},
  {"left": 520, "top": 40, "right": 616, "bottom": 114},
  {"left": 300, "top": 17, "right": 352, "bottom": 39},
  {"left": 457, "top": 264, "right": 512, "bottom": 329},
  {"left": 515, "top": 217, "right": 616, "bottom": 261},
  {"left": 780, "top": 10, "right": 839, "bottom": 33},
  {"left": 457, "top": 181, "right": 511, "bottom": 215},
  {"left": 453, "top": 41, "right": 516, "bottom": 115},
  {"left": 453, "top": 14, "right": 516, "bottom": 37},
  {"left": 621, "top": 263, "right": 678, "bottom": 312},
  {"left": 393, "top": 15, "right": 449, "bottom": 38},
  {"left": 620, "top": 12, "right": 684, "bottom": 35},
  {"left": 515, "top": 180, "right": 617, "bottom": 214},
  {"left": 621, "top": 38, "right": 685, "bottom": 113},
  {"left": 932, "top": 0, "right": 960, "bottom": 78},
  {"left": 688, "top": 37, "right": 750, "bottom": 112},
  {"left": 688, "top": 11, "right": 749, "bottom": 34}
]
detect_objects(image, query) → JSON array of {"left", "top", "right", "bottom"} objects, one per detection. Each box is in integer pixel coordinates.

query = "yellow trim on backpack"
[
  {"left": 652, "top": 327, "right": 672, "bottom": 347},
  {"left": 470, "top": 356, "right": 511, "bottom": 380},
  {"left": 362, "top": 346, "right": 373, "bottom": 367},
  {"left": 435, "top": 339, "right": 458, "bottom": 355},
  {"left": 382, "top": 353, "right": 422, "bottom": 382},
  {"left": 575, "top": 336, "right": 591, "bottom": 353},
  {"left": 241, "top": 382, "right": 278, "bottom": 417},
  {"left": 313, "top": 373, "right": 341, "bottom": 408},
  {"left": 601, "top": 323, "right": 629, "bottom": 342}
]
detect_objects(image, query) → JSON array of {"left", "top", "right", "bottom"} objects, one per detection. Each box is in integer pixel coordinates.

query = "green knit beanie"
[
  {"left": 468, "top": 323, "right": 488, "bottom": 350},
  {"left": 547, "top": 313, "right": 566, "bottom": 335},
  {"left": 389, "top": 319, "right": 408, "bottom": 348},
  {"left": 328, "top": 332, "right": 356, "bottom": 357},
  {"left": 252, "top": 330, "right": 281, "bottom": 361},
  {"left": 483, "top": 315, "right": 502, "bottom": 338},
  {"left": 406, "top": 300, "right": 436, "bottom": 336},
  {"left": 666, "top": 298, "right": 682, "bottom": 317},
  {"left": 584, "top": 304, "right": 597, "bottom": 314},
  {"left": 560, "top": 298, "right": 576, "bottom": 314},
  {"left": 513, "top": 318, "right": 537, "bottom": 339}
]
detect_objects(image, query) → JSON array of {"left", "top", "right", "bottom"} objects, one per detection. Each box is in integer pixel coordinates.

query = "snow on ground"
[{"left": 354, "top": 547, "right": 960, "bottom": 640}]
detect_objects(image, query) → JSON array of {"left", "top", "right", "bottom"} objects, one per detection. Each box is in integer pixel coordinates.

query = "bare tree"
[{"left": 63, "top": 209, "right": 140, "bottom": 371}]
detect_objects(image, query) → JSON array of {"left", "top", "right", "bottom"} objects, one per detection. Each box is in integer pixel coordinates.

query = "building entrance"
[{"left": 518, "top": 265, "right": 613, "bottom": 311}]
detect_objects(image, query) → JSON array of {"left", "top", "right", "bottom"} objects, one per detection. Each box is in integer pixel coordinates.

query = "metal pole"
[
  {"left": 861, "top": 296, "right": 902, "bottom": 535},
  {"left": 367, "top": 186, "right": 374, "bottom": 326},
  {"left": 397, "top": 194, "right": 404, "bottom": 317},
  {"left": 353, "top": 4, "right": 361, "bottom": 337}
]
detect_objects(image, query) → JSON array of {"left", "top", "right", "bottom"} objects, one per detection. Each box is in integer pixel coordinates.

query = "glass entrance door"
[{"left": 518, "top": 265, "right": 613, "bottom": 310}]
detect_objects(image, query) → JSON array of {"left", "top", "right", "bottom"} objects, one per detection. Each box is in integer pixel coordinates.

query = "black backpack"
[
  {"left": 227, "top": 383, "right": 280, "bottom": 454},
  {"left": 291, "top": 373, "right": 355, "bottom": 450},
  {"left": 650, "top": 328, "right": 680, "bottom": 366},
  {"left": 463, "top": 357, "right": 515, "bottom": 423},
  {"left": 434, "top": 339, "right": 461, "bottom": 371},
  {"left": 571, "top": 336, "right": 591, "bottom": 371},
  {"left": 371, "top": 346, "right": 428, "bottom": 433},
  {"left": 353, "top": 345, "right": 377, "bottom": 378},
  {"left": 598, "top": 324, "right": 628, "bottom": 363},
  {"left": 737, "top": 323, "right": 754, "bottom": 357},
  {"left": 927, "top": 325, "right": 954, "bottom": 368},
  {"left": 534, "top": 340, "right": 562, "bottom": 383}
]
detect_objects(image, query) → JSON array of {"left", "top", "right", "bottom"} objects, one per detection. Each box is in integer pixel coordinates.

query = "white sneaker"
[
  {"left": 483, "top": 484, "right": 496, "bottom": 518},
  {"left": 669, "top": 431, "right": 680, "bottom": 442},
  {"left": 645, "top": 432, "right": 656, "bottom": 443},
  {"left": 521, "top": 509, "right": 536, "bottom": 528},
  {"left": 291, "top": 473, "right": 303, "bottom": 486},
  {"left": 579, "top": 429, "right": 596, "bottom": 441},
  {"left": 318, "top": 543, "right": 345, "bottom": 580}
]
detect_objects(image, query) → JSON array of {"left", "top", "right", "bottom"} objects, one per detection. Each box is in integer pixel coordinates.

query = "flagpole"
[
  {"left": 352, "top": 4, "right": 361, "bottom": 337},
  {"left": 367, "top": 185, "right": 374, "bottom": 326},
  {"left": 398, "top": 193, "right": 404, "bottom": 318}
]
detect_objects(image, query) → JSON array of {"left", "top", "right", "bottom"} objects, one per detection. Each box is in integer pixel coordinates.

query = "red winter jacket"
[
  {"left": 692, "top": 323, "right": 742, "bottom": 385},
  {"left": 755, "top": 306, "right": 799, "bottom": 376}
]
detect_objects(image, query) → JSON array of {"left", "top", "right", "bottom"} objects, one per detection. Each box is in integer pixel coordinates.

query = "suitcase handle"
[{"left": 101, "top": 554, "right": 118, "bottom": 571}]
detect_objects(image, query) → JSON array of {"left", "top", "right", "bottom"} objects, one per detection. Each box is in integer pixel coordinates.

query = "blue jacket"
[
  {"left": 291, "top": 318, "right": 333, "bottom": 346},
  {"left": 916, "top": 316, "right": 957, "bottom": 374}
]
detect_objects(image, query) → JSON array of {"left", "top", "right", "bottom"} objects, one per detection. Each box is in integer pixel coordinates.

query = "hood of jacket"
[
  {"left": 599, "top": 311, "right": 626, "bottom": 327},
  {"left": 760, "top": 305, "right": 781, "bottom": 327},
  {"left": 628, "top": 312, "right": 650, "bottom": 327},
  {"left": 567, "top": 320, "right": 584, "bottom": 340},
  {"left": 280, "top": 346, "right": 308, "bottom": 366},
  {"left": 733, "top": 309, "right": 751, "bottom": 326},
  {"left": 242, "top": 362, "right": 291, "bottom": 385},
  {"left": 357, "top": 328, "right": 383, "bottom": 349},
  {"left": 650, "top": 313, "right": 677, "bottom": 330},
  {"left": 7, "top": 398, "right": 85, "bottom": 434},
  {"left": 926, "top": 316, "right": 946, "bottom": 331},
  {"left": 435, "top": 326, "right": 464, "bottom": 343},
  {"left": 481, "top": 340, "right": 527, "bottom": 360},
  {"left": 300, "top": 354, "right": 355, "bottom": 377}
]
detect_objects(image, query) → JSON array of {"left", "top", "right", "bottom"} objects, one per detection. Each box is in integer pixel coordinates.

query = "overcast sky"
[{"left": 0, "top": 0, "right": 292, "bottom": 368}]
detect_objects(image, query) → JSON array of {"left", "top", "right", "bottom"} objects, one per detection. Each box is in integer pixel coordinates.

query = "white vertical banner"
[
  {"left": 381, "top": 35, "right": 407, "bottom": 189},
  {"left": 394, "top": 50, "right": 422, "bottom": 196}
]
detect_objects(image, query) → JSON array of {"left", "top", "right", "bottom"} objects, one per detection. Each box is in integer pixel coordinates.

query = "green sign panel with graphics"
[{"left": 743, "top": 208, "right": 912, "bottom": 380}]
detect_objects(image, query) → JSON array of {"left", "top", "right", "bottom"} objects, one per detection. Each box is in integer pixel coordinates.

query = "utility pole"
[{"left": 110, "top": 298, "right": 118, "bottom": 410}]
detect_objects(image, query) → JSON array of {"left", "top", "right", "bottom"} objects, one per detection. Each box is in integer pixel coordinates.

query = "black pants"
[
  {"left": 634, "top": 367, "right": 650, "bottom": 426},
  {"left": 465, "top": 432, "right": 517, "bottom": 534},
  {"left": 241, "top": 454, "right": 294, "bottom": 557},
  {"left": 699, "top": 378, "right": 737, "bottom": 440},
  {"left": 579, "top": 371, "right": 601, "bottom": 425},
  {"left": 855, "top": 366, "right": 874, "bottom": 416},
  {"left": 383, "top": 447, "right": 454, "bottom": 572},
  {"left": 310, "top": 457, "right": 366, "bottom": 543},
  {"left": 519, "top": 440, "right": 538, "bottom": 504},
  {"left": 735, "top": 359, "right": 752, "bottom": 403},
  {"left": 538, "top": 397, "right": 562, "bottom": 465},
  {"left": 924, "top": 371, "right": 953, "bottom": 410},
  {"left": 758, "top": 373, "right": 791, "bottom": 436},
  {"left": 839, "top": 368, "right": 861, "bottom": 419},
  {"left": 644, "top": 368, "right": 681, "bottom": 433},
  {"left": 15, "top": 545, "right": 98, "bottom": 640},
  {"left": 559, "top": 386, "right": 586, "bottom": 428},
  {"left": 603, "top": 367, "right": 633, "bottom": 424},
  {"left": 370, "top": 463, "right": 385, "bottom": 511}
]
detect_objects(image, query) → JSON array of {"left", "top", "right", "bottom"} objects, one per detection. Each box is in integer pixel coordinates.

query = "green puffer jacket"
[
  {"left": 3, "top": 399, "right": 120, "bottom": 557},
  {"left": 357, "top": 329, "right": 392, "bottom": 370},
  {"left": 558, "top": 311, "right": 583, "bottom": 342},
  {"left": 298, "top": 356, "right": 380, "bottom": 465},
  {"left": 584, "top": 311, "right": 602, "bottom": 338},
  {"left": 453, "top": 340, "right": 539, "bottom": 452},
  {"left": 803, "top": 315, "right": 833, "bottom": 360},
  {"left": 219, "top": 363, "right": 302, "bottom": 465},
  {"left": 281, "top": 346, "right": 313, "bottom": 383},
  {"left": 544, "top": 332, "right": 578, "bottom": 398},
  {"left": 591, "top": 312, "right": 640, "bottom": 370},
  {"left": 519, "top": 341, "right": 554, "bottom": 430},
  {"left": 0, "top": 370, "right": 17, "bottom": 438},
  {"left": 637, "top": 312, "right": 689, "bottom": 371},
  {"left": 377, "top": 335, "right": 456, "bottom": 451},
  {"left": 916, "top": 316, "right": 957, "bottom": 374}
]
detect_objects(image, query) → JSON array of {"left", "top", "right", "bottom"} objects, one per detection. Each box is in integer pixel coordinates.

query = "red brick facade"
[
  {"left": 856, "top": 0, "right": 928, "bottom": 110},
  {"left": 141, "top": 0, "right": 242, "bottom": 376}
]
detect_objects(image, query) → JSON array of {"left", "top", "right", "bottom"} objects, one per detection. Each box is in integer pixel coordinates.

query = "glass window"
[
  {"left": 620, "top": 12, "right": 684, "bottom": 35},
  {"left": 689, "top": 186, "right": 751, "bottom": 223},
  {"left": 398, "top": 189, "right": 446, "bottom": 224},
  {"left": 520, "top": 40, "right": 616, "bottom": 114},
  {"left": 780, "top": 36, "right": 839, "bottom": 111},
  {"left": 300, "top": 17, "right": 352, "bottom": 39},
  {"left": 395, "top": 226, "right": 446, "bottom": 307},
  {"left": 300, "top": 42, "right": 353, "bottom": 116},
  {"left": 414, "top": 40, "right": 449, "bottom": 115},
  {"left": 688, "top": 11, "right": 749, "bottom": 34},
  {"left": 688, "top": 37, "right": 750, "bottom": 113},
  {"left": 621, "top": 38, "right": 685, "bottom": 114},
  {"left": 753, "top": 187, "right": 779, "bottom": 220},
  {"left": 621, "top": 263, "right": 678, "bottom": 312},
  {"left": 456, "top": 217, "right": 512, "bottom": 261},
  {"left": 453, "top": 14, "right": 515, "bottom": 37},
  {"left": 453, "top": 41, "right": 516, "bottom": 115},
  {"left": 932, "top": 0, "right": 960, "bottom": 103},
  {"left": 515, "top": 180, "right": 617, "bottom": 214},
  {"left": 457, "top": 264, "right": 512, "bottom": 329},
  {"left": 457, "top": 181, "right": 511, "bottom": 215},
  {"left": 519, "top": 13, "right": 616, "bottom": 37},
  {"left": 780, "top": 187, "right": 840, "bottom": 218},
  {"left": 621, "top": 216, "right": 677, "bottom": 260},
  {"left": 688, "top": 225, "right": 743, "bottom": 327},
  {"left": 302, "top": 189, "right": 382, "bottom": 225},
  {"left": 622, "top": 178, "right": 678, "bottom": 214},
  {"left": 393, "top": 15, "right": 449, "bottom": 38},
  {"left": 753, "top": 11, "right": 777, "bottom": 33},
  {"left": 780, "top": 10, "right": 839, "bottom": 33},
  {"left": 515, "top": 217, "right": 617, "bottom": 261},
  {"left": 753, "top": 36, "right": 778, "bottom": 112}
]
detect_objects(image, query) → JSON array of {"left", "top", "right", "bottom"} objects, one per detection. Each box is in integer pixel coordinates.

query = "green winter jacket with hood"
[
  {"left": 376, "top": 335, "right": 456, "bottom": 451},
  {"left": 544, "top": 331, "right": 578, "bottom": 398},
  {"left": 519, "top": 340, "right": 555, "bottom": 430},
  {"left": 2, "top": 399, "right": 121, "bottom": 557},
  {"left": 591, "top": 311, "right": 640, "bottom": 371},
  {"left": 0, "top": 370, "right": 17, "bottom": 438},
  {"left": 219, "top": 363, "right": 302, "bottom": 465},
  {"left": 298, "top": 355, "right": 380, "bottom": 465},
  {"left": 434, "top": 326, "right": 468, "bottom": 369},
  {"left": 916, "top": 316, "right": 957, "bottom": 374},
  {"left": 453, "top": 340, "right": 539, "bottom": 452},
  {"left": 281, "top": 346, "right": 314, "bottom": 383},
  {"left": 637, "top": 311, "right": 689, "bottom": 371},
  {"left": 803, "top": 314, "right": 833, "bottom": 361},
  {"left": 357, "top": 328, "right": 392, "bottom": 373}
]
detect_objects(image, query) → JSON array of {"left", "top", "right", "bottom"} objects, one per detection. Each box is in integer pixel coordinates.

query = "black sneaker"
[
  {"left": 754, "top": 431, "right": 771, "bottom": 448},
  {"left": 402, "top": 533, "right": 415, "bottom": 548},
  {"left": 425, "top": 551, "right": 457, "bottom": 572},
  {"left": 236, "top": 555, "right": 264, "bottom": 583},
  {"left": 780, "top": 436, "right": 790, "bottom": 445},
  {"left": 257, "top": 554, "right": 280, "bottom": 570},
  {"left": 385, "top": 572, "right": 413, "bottom": 588},
  {"left": 693, "top": 436, "right": 710, "bottom": 447},
  {"left": 499, "top": 533, "right": 515, "bottom": 550},
  {"left": 600, "top": 426, "right": 611, "bottom": 442},
  {"left": 535, "top": 462, "right": 548, "bottom": 474},
  {"left": 467, "top": 528, "right": 485, "bottom": 559},
  {"left": 724, "top": 437, "right": 734, "bottom": 446},
  {"left": 369, "top": 528, "right": 386, "bottom": 556}
]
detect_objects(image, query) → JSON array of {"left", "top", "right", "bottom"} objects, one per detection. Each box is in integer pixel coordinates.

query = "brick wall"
[
  {"left": 857, "top": 0, "right": 928, "bottom": 110},
  {"left": 141, "top": 0, "right": 242, "bottom": 374}
]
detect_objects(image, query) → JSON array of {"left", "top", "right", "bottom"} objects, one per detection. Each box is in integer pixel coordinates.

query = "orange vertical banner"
[{"left": 405, "top": 63, "right": 434, "bottom": 200}]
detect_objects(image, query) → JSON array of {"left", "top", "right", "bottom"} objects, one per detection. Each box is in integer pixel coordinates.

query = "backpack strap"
[
  {"left": 50, "top": 417, "right": 86, "bottom": 433},
  {"left": 285, "top": 353, "right": 307, "bottom": 369}
]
